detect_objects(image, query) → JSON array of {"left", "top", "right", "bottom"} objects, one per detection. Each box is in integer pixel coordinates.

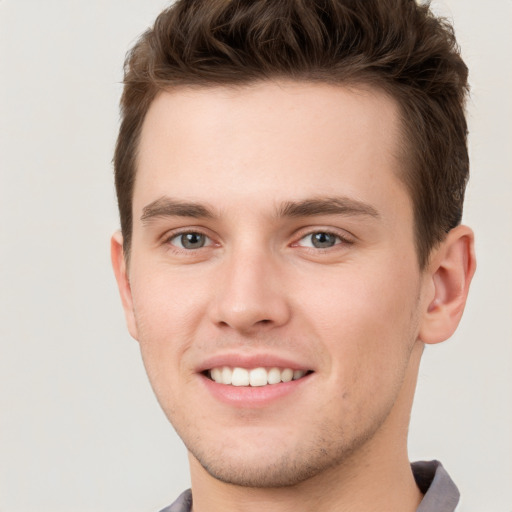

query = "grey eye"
[
  {"left": 172, "top": 232, "right": 209, "bottom": 249},
  {"left": 299, "top": 232, "right": 340, "bottom": 249},
  {"left": 311, "top": 232, "right": 337, "bottom": 248}
]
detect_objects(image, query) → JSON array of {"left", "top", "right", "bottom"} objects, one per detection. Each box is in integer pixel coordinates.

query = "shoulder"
[{"left": 158, "top": 489, "right": 192, "bottom": 512}]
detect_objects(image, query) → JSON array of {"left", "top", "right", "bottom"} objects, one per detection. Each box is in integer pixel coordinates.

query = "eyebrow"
[
  {"left": 140, "top": 197, "right": 214, "bottom": 224},
  {"left": 278, "top": 197, "right": 380, "bottom": 219},
  {"left": 140, "top": 195, "right": 380, "bottom": 224}
]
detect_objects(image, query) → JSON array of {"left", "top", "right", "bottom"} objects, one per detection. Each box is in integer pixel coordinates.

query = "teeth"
[
  {"left": 267, "top": 367, "right": 282, "bottom": 385},
  {"left": 211, "top": 367, "right": 222, "bottom": 382},
  {"left": 209, "top": 366, "right": 308, "bottom": 386},
  {"left": 221, "top": 366, "right": 232, "bottom": 384},
  {"left": 293, "top": 369, "right": 306, "bottom": 380},
  {"left": 281, "top": 368, "right": 293, "bottom": 382},
  {"left": 231, "top": 367, "right": 249, "bottom": 386},
  {"left": 249, "top": 367, "right": 268, "bottom": 387}
]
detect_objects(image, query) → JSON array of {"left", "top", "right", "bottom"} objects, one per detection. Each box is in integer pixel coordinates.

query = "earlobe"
[
  {"left": 111, "top": 231, "right": 139, "bottom": 340},
  {"left": 419, "top": 225, "right": 476, "bottom": 345}
]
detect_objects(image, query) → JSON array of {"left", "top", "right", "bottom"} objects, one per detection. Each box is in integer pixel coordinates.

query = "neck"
[{"left": 189, "top": 342, "right": 424, "bottom": 512}]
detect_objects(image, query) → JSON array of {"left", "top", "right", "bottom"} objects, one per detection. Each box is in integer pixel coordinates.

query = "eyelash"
[
  {"left": 163, "top": 228, "right": 354, "bottom": 253},
  {"left": 165, "top": 230, "right": 214, "bottom": 251},
  {"left": 292, "top": 229, "right": 354, "bottom": 251}
]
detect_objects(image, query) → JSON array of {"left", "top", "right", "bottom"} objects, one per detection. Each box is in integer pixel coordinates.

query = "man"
[{"left": 111, "top": 1, "right": 476, "bottom": 511}]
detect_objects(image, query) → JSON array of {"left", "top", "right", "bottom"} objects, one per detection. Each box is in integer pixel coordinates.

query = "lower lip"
[{"left": 200, "top": 373, "right": 312, "bottom": 408}]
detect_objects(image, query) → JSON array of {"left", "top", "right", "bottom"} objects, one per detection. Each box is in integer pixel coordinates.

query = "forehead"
[{"left": 134, "top": 81, "right": 409, "bottom": 221}]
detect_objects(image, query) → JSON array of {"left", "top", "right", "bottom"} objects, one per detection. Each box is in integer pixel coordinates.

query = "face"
[{"left": 115, "top": 82, "right": 434, "bottom": 487}]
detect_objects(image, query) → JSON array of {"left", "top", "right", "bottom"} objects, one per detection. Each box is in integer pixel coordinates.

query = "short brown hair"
[{"left": 114, "top": 0, "right": 469, "bottom": 268}]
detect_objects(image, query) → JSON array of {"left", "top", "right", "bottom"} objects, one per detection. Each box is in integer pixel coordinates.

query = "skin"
[{"left": 112, "top": 82, "right": 475, "bottom": 512}]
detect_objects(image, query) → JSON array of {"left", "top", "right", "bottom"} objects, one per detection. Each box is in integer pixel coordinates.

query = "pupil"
[
  {"left": 312, "top": 232, "right": 335, "bottom": 248},
  {"left": 182, "top": 233, "right": 204, "bottom": 249}
]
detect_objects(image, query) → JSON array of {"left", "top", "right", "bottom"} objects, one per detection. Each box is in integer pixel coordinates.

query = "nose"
[{"left": 210, "top": 246, "right": 291, "bottom": 334}]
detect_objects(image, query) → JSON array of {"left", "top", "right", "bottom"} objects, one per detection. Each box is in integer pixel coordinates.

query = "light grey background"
[{"left": 0, "top": 1, "right": 510, "bottom": 511}]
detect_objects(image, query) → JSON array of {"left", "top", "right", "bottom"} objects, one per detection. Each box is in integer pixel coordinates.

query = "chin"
[
  {"left": 184, "top": 424, "right": 372, "bottom": 489},
  {"left": 193, "top": 450, "right": 335, "bottom": 488}
]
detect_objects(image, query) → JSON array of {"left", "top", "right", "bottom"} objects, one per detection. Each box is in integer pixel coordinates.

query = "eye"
[
  {"left": 297, "top": 231, "right": 342, "bottom": 249},
  {"left": 169, "top": 232, "right": 211, "bottom": 250}
]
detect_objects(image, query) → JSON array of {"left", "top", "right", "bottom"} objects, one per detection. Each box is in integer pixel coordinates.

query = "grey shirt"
[{"left": 159, "top": 460, "right": 459, "bottom": 512}]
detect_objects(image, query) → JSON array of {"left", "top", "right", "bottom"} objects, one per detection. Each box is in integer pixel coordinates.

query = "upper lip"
[{"left": 196, "top": 352, "right": 314, "bottom": 373}]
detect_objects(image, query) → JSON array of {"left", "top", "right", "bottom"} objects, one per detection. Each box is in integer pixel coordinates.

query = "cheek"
[
  {"left": 300, "top": 265, "right": 421, "bottom": 429},
  {"left": 296, "top": 260, "right": 421, "bottom": 378},
  {"left": 130, "top": 277, "right": 200, "bottom": 419},
  {"left": 131, "top": 264, "right": 206, "bottom": 334},
  {"left": 128, "top": 268, "right": 208, "bottom": 389}
]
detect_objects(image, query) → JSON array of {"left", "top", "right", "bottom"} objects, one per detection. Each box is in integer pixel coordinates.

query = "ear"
[
  {"left": 111, "top": 231, "right": 139, "bottom": 340},
  {"left": 419, "top": 225, "right": 476, "bottom": 345}
]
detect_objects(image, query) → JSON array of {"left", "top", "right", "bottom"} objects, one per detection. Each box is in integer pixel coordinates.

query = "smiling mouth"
[{"left": 204, "top": 367, "right": 313, "bottom": 387}]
